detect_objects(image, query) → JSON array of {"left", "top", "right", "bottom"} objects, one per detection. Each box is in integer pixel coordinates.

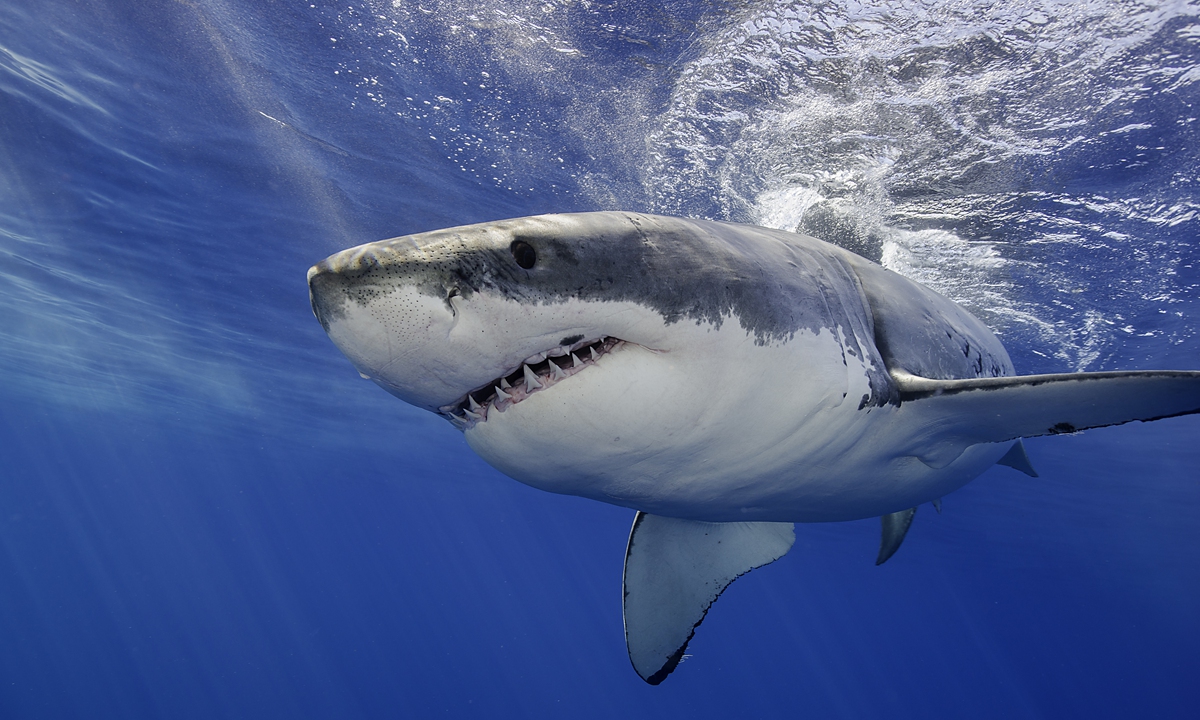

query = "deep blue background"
[{"left": 2, "top": 1, "right": 1198, "bottom": 717}]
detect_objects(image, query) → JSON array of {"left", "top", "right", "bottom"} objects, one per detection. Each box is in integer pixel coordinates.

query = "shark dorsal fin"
[{"left": 622, "top": 512, "right": 794, "bottom": 684}]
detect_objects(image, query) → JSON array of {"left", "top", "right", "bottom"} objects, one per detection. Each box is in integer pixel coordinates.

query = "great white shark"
[{"left": 307, "top": 211, "right": 1200, "bottom": 684}]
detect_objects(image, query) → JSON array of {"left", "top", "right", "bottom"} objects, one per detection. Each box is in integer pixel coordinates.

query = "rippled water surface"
[{"left": 1, "top": 2, "right": 1198, "bottom": 718}]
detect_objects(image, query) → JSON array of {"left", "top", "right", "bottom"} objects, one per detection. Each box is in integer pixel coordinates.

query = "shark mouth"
[{"left": 440, "top": 337, "right": 625, "bottom": 429}]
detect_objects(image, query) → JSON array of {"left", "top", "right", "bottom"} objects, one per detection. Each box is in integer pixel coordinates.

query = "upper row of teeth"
[
  {"left": 444, "top": 339, "right": 611, "bottom": 427},
  {"left": 519, "top": 332, "right": 612, "bottom": 364}
]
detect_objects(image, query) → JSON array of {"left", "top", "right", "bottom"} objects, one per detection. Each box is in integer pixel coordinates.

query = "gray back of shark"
[{"left": 308, "top": 211, "right": 1200, "bottom": 685}]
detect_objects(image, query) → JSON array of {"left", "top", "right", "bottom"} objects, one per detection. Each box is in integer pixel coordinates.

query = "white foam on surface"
[{"left": 639, "top": 0, "right": 1200, "bottom": 372}]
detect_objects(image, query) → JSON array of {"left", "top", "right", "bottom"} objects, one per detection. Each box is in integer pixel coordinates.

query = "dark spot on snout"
[
  {"left": 560, "top": 334, "right": 584, "bottom": 346},
  {"left": 1049, "top": 422, "right": 1076, "bottom": 434},
  {"left": 511, "top": 239, "right": 537, "bottom": 269}
]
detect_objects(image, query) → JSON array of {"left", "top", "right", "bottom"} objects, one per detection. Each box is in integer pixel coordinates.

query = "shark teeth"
[
  {"left": 523, "top": 364, "right": 543, "bottom": 392},
  {"left": 441, "top": 337, "right": 623, "bottom": 429}
]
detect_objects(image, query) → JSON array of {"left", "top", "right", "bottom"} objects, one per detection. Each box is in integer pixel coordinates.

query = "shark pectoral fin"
[
  {"left": 622, "top": 511, "right": 795, "bottom": 685},
  {"left": 996, "top": 439, "right": 1038, "bottom": 477},
  {"left": 876, "top": 507, "right": 917, "bottom": 565},
  {"left": 891, "top": 370, "right": 1200, "bottom": 443}
]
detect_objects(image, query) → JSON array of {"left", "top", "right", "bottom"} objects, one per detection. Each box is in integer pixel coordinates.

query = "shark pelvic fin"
[
  {"left": 622, "top": 512, "right": 794, "bottom": 685},
  {"left": 996, "top": 439, "right": 1038, "bottom": 477},
  {"left": 876, "top": 507, "right": 917, "bottom": 566}
]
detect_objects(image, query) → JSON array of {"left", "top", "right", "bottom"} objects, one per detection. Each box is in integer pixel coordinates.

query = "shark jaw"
[{"left": 439, "top": 336, "right": 626, "bottom": 429}]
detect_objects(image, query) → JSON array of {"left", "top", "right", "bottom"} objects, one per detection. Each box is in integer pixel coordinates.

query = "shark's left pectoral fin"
[
  {"left": 622, "top": 512, "right": 795, "bottom": 685},
  {"left": 892, "top": 370, "right": 1200, "bottom": 444}
]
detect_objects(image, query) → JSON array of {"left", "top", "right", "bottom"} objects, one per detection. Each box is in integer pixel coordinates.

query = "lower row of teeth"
[{"left": 444, "top": 338, "right": 618, "bottom": 427}]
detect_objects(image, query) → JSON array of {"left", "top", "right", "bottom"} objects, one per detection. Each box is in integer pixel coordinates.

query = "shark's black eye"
[{"left": 511, "top": 240, "right": 537, "bottom": 269}]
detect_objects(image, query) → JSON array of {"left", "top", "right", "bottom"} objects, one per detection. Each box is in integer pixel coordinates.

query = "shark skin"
[{"left": 307, "top": 211, "right": 1200, "bottom": 684}]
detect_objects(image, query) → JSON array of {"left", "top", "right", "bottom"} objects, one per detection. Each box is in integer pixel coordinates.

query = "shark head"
[
  {"left": 308, "top": 212, "right": 681, "bottom": 417},
  {"left": 307, "top": 211, "right": 893, "bottom": 516}
]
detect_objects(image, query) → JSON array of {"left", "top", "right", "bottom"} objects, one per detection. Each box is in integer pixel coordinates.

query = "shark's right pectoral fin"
[
  {"left": 892, "top": 369, "right": 1200, "bottom": 444},
  {"left": 622, "top": 512, "right": 795, "bottom": 685}
]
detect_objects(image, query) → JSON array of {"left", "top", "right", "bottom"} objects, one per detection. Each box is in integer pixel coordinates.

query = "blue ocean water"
[{"left": 1, "top": 0, "right": 1198, "bottom": 717}]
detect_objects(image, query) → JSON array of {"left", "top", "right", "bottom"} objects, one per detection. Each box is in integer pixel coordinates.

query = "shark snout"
[{"left": 306, "top": 249, "right": 476, "bottom": 411}]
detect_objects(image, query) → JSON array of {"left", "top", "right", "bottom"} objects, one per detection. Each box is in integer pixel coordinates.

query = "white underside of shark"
[{"left": 308, "top": 211, "right": 1200, "bottom": 684}]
